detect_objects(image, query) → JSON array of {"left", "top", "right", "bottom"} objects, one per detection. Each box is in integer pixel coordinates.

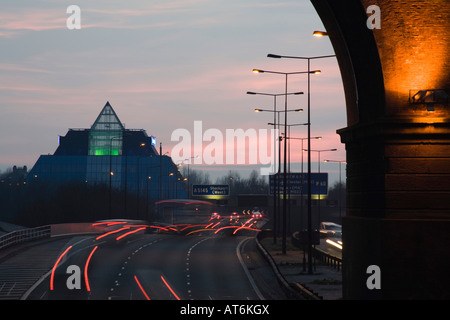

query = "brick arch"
[
  {"left": 312, "top": 0, "right": 386, "bottom": 126},
  {"left": 311, "top": 0, "right": 450, "bottom": 299}
]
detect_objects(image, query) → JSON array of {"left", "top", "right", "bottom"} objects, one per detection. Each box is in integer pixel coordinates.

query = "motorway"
[{"left": 0, "top": 215, "right": 292, "bottom": 300}]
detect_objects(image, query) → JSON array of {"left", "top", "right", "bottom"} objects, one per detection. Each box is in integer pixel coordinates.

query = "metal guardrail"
[
  {"left": 313, "top": 248, "right": 342, "bottom": 271},
  {"left": 0, "top": 226, "right": 51, "bottom": 251}
]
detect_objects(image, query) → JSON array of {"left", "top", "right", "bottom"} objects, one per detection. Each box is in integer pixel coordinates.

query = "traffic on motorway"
[{"left": 10, "top": 205, "right": 284, "bottom": 301}]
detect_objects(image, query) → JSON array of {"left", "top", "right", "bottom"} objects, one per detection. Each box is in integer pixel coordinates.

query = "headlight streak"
[
  {"left": 84, "top": 246, "right": 98, "bottom": 292},
  {"left": 50, "top": 245, "right": 73, "bottom": 290},
  {"left": 326, "top": 239, "right": 343, "bottom": 250}
]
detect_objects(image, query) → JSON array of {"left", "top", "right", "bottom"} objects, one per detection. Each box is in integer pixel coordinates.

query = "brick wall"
[{"left": 362, "top": 0, "right": 450, "bottom": 117}]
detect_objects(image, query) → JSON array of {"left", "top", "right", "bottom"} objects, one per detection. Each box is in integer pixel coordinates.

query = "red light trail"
[
  {"left": 50, "top": 246, "right": 72, "bottom": 291},
  {"left": 161, "top": 275, "right": 181, "bottom": 300},
  {"left": 134, "top": 275, "right": 151, "bottom": 300},
  {"left": 84, "top": 246, "right": 98, "bottom": 292}
]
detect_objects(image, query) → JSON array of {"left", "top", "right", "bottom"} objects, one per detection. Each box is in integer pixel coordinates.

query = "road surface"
[{"left": 0, "top": 217, "right": 291, "bottom": 300}]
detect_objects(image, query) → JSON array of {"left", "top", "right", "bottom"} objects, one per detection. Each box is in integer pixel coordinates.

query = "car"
[
  {"left": 252, "top": 208, "right": 262, "bottom": 219},
  {"left": 229, "top": 212, "right": 239, "bottom": 223},
  {"left": 210, "top": 212, "right": 221, "bottom": 220},
  {"left": 319, "top": 222, "right": 342, "bottom": 238}
]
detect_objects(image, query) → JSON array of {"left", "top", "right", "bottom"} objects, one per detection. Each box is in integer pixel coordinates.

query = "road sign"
[
  {"left": 269, "top": 172, "right": 328, "bottom": 195},
  {"left": 192, "top": 184, "right": 230, "bottom": 197}
]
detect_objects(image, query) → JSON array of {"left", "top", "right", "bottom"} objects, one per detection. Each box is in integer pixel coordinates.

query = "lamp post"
[
  {"left": 285, "top": 136, "right": 322, "bottom": 271},
  {"left": 182, "top": 156, "right": 198, "bottom": 198},
  {"left": 167, "top": 172, "right": 174, "bottom": 199},
  {"left": 109, "top": 136, "right": 122, "bottom": 219},
  {"left": 267, "top": 53, "right": 335, "bottom": 273},
  {"left": 267, "top": 117, "right": 305, "bottom": 243},
  {"left": 284, "top": 136, "right": 322, "bottom": 225},
  {"left": 324, "top": 159, "right": 346, "bottom": 223},
  {"left": 303, "top": 148, "right": 337, "bottom": 228}
]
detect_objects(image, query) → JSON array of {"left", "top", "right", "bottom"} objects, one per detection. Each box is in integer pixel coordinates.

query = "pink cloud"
[{"left": 0, "top": 10, "right": 66, "bottom": 32}]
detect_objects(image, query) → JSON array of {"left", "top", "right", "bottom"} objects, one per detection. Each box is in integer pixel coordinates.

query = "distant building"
[
  {"left": 0, "top": 165, "right": 28, "bottom": 187},
  {"left": 27, "top": 102, "right": 187, "bottom": 201}
]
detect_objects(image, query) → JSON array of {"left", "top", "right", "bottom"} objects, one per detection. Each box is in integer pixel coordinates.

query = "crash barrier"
[
  {"left": 255, "top": 230, "right": 318, "bottom": 300},
  {"left": 0, "top": 225, "right": 51, "bottom": 251},
  {"left": 313, "top": 248, "right": 342, "bottom": 271},
  {"left": 0, "top": 220, "right": 147, "bottom": 252},
  {"left": 50, "top": 223, "right": 105, "bottom": 236},
  {"left": 291, "top": 230, "right": 342, "bottom": 271}
]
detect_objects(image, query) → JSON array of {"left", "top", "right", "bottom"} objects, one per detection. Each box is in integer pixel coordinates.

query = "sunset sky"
[{"left": 0, "top": 0, "right": 346, "bottom": 185}]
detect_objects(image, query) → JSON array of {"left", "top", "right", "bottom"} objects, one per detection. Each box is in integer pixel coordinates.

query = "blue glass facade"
[
  {"left": 28, "top": 155, "right": 187, "bottom": 201},
  {"left": 27, "top": 102, "right": 188, "bottom": 202}
]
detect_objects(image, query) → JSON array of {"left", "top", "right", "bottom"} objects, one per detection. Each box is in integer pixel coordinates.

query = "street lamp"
[
  {"left": 303, "top": 148, "right": 337, "bottom": 228},
  {"left": 324, "top": 159, "right": 346, "bottom": 223},
  {"left": 182, "top": 156, "right": 198, "bottom": 198},
  {"left": 313, "top": 31, "right": 329, "bottom": 37},
  {"left": 286, "top": 136, "right": 321, "bottom": 271},
  {"left": 268, "top": 121, "right": 309, "bottom": 243},
  {"left": 267, "top": 53, "right": 335, "bottom": 273},
  {"left": 109, "top": 136, "right": 122, "bottom": 219}
]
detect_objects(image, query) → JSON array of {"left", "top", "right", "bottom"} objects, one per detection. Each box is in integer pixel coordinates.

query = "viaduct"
[{"left": 311, "top": 0, "right": 450, "bottom": 299}]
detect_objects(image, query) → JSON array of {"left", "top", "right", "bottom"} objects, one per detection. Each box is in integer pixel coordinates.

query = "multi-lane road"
[{"left": 0, "top": 215, "right": 292, "bottom": 300}]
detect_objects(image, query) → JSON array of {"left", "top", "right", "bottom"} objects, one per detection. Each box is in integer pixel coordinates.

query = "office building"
[{"left": 27, "top": 102, "right": 187, "bottom": 202}]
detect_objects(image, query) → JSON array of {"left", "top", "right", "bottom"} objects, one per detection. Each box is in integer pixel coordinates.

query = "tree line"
[{"left": 0, "top": 167, "right": 345, "bottom": 228}]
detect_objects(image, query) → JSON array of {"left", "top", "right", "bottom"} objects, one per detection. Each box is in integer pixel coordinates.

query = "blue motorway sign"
[
  {"left": 192, "top": 184, "right": 230, "bottom": 196},
  {"left": 269, "top": 172, "right": 328, "bottom": 195}
]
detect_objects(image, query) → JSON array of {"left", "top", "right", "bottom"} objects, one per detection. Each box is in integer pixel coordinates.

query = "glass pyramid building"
[
  {"left": 88, "top": 102, "right": 124, "bottom": 156},
  {"left": 27, "top": 102, "right": 188, "bottom": 217}
]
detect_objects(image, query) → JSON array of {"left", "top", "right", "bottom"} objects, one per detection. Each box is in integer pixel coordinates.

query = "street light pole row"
[
  {"left": 251, "top": 69, "right": 320, "bottom": 254},
  {"left": 248, "top": 91, "right": 304, "bottom": 245},
  {"left": 249, "top": 29, "right": 339, "bottom": 273},
  {"left": 261, "top": 54, "right": 337, "bottom": 274}
]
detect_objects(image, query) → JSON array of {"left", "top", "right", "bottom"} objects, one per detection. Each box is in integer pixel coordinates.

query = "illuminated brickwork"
[
  {"left": 362, "top": 0, "right": 450, "bottom": 118},
  {"left": 312, "top": 0, "right": 450, "bottom": 299}
]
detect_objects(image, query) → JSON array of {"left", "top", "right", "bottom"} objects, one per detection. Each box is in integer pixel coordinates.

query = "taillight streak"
[
  {"left": 232, "top": 226, "right": 261, "bottom": 234},
  {"left": 161, "top": 275, "right": 180, "bottom": 300},
  {"left": 84, "top": 246, "right": 98, "bottom": 292},
  {"left": 116, "top": 227, "right": 146, "bottom": 241},
  {"left": 134, "top": 275, "right": 151, "bottom": 300},
  {"left": 92, "top": 221, "right": 128, "bottom": 227},
  {"left": 95, "top": 226, "right": 130, "bottom": 240},
  {"left": 50, "top": 246, "right": 72, "bottom": 290},
  {"left": 214, "top": 226, "right": 239, "bottom": 234},
  {"left": 180, "top": 224, "right": 207, "bottom": 231}
]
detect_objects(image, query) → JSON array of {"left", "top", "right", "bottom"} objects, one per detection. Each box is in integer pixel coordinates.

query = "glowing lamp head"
[{"left": 313, "top": 31, "right": 328, "bottom": 37}]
